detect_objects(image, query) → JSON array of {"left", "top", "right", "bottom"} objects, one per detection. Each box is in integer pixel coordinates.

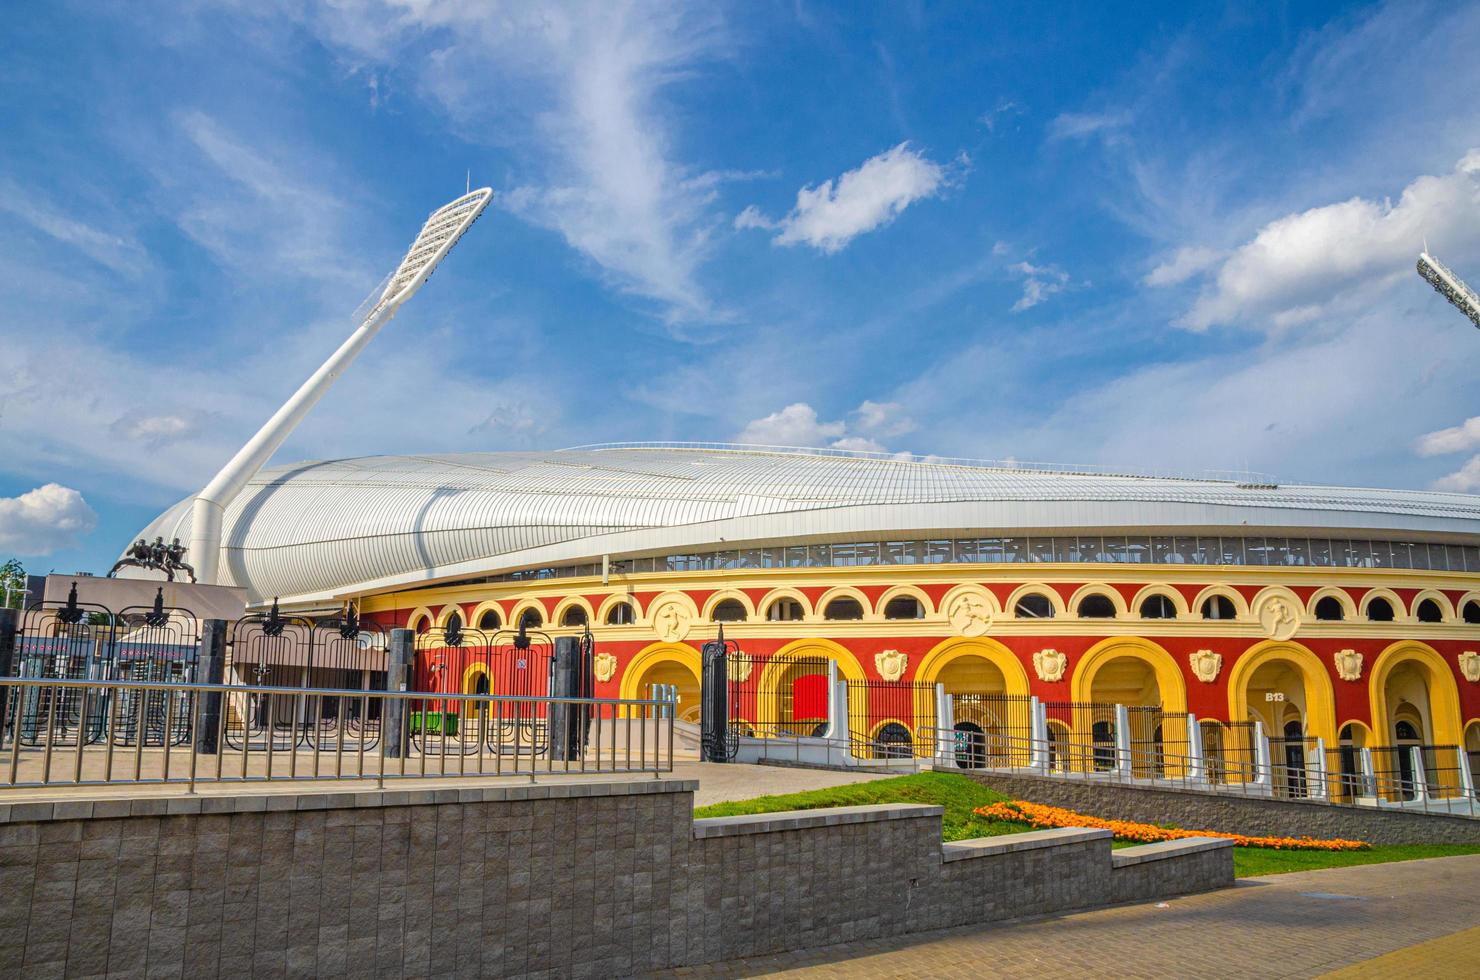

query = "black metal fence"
[
  {"left": 846, "top": 679, "right": 936, "bottom": 759},
  {"left": 409, "top": 622, "right": 556, "bottom": 756},
  {"left": 948, "top": 693, "right": 1034, "bottom": 769},
  {"left": 7, "top": 585, "right": 200, "bottom": 748},
  {"left": 726, "top": 651, "right": 830, "bottom": 739}
]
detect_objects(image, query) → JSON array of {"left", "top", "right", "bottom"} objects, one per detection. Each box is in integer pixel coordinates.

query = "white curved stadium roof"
[{"left": 129, "top": 444, "right": 1480, "bottom": 605}]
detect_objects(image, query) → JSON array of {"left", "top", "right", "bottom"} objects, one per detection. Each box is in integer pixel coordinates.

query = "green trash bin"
[{"left": 410, "top": 711, "right": 459, "bottom": 736}]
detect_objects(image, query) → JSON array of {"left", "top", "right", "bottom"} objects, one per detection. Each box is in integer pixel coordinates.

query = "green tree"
[{"left": 0, "top": 559, "right": 27, "bottom": 609}]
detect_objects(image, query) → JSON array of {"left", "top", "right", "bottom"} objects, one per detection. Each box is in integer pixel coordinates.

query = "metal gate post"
[
  {"left": 1252, "top": 721, "right": 1272, "bottom": 790},
  {"left": 549, "top": 635, "right": 580, "bottom": 760},
  {"left": 194, "top": 619, "right": 227, "bottom": 755},
  {"left": 933, "top": 683, "right": 953, "bottom": 766},
  {"left": 1359, "top": 747, "right": 1376, "bottom": 798},
  {"left": 1309, "top": 737, "right": 1328, "bottom": 801},
  {"left": 0, "top": 608, "right": 17, "bottom": 738},
  {"left": 1410, "top": 746, "right": 1429, "bottom": 803},
  {"left": 821, "top": 660, "right": 844, "bottom": 741},
  {"left": 383, "top": 628, "right": 413, "bottom": 759},
  {"left": 1029, "top": 696, "right": 1050, "bottom": 772},
  {"left": 1459, "top": 747, "right": 1477, "bottom": 800},
  {"left": 1186, "top": 713, "right": 1205, "bottom": 783},
  {"left": 699, "top": 639, "right": 728, "bottom": 762},
  {"left": 1113, "top": 703, "right": 1133, "bottom": 777}
]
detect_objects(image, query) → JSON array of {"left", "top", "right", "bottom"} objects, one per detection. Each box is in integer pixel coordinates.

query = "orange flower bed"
[{"left": 974, "top": 800, "right": 1370, "bottom": 851}]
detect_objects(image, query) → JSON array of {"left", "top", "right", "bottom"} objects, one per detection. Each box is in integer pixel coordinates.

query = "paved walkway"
[{"left": 659, "top": 855, "right": 1480, "bottom": 978}]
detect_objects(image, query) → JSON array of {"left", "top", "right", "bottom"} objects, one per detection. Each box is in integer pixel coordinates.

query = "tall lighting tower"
[
  {"left": 188, "top": 188, "right": 493, "bottom": 585},
  {"left": 1417, "top": 250, "right": 1480, "bottom": 329}
]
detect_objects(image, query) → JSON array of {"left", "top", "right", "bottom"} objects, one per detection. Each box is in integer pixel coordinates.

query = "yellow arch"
[
  {"left": 1368, "top": 641, "right": 1464, "bottom": 748},
  {"left": 1358, "top": 588, "right": 1402, "bottom": 621},
  {"left": 460, "top": 662, "right": 492, "bottom": 719},
  {"left": 916, "top": 637, "right": 1031, "bottom": 696},
  {"left": 1409, "top": 590, "right": 1455, "bottom": 623},
  {"left": 1130, "top": 584, "right": 1188, "bottom": 619},
  {"left": 467, "top": 600, "right": 505, "bottom": 632},
  {"left": 1005, "top": 583, "right": 1066, "bottom": 618},
  {"left": 876, "top": 584, "right": 936, "bottom": 619},
  {"left": 700, "top": 589, "right": 756, "bottom": 622},
  {"left": 618, "top": 642, "right": 703, "bottom": 703},
  {"left": 815, "top": 586, "right": 872, "bottom": 620},
  {"left": 1190, "top": 585, "right": 1250, "bottom": 621},
  {"left": 595, "top": 593, "right": 637, "bottom": 626},
  {"left": 1070, "top": 636, "right": 1188, "bottom": 713},
  {"left": 1067, "top": 583, "right": 1129, "bottom": 619},
  {"left": 1225, "top": 640, "right": 1337, "bottom": 745},
  {"left": 756, "top": 638, "right": 866, "bottom": 731},
  {"left": 758, "top": 586, "right": 814, "bottom": 621},
  {"left": 1307, "top": 587, "right": 1357, "bottom": 622},
  {"left": 550, "top": 595, "right": 594, "bottom": 629}
]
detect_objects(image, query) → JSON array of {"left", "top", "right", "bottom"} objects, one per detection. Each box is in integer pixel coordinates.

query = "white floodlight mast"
[
  {"left": 1417, "top": 251, "right": 1480, "bottom": 329},
  {"left": 189, "top": 188, "right": 493, "bottom": 585}
]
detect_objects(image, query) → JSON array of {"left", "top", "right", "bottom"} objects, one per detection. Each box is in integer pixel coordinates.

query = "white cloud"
[
  {"left": 1144, "top": 246, "right": 1224, "bottom": 287},
  {"left": 979, "top": 99, "right": 1024, "bottom": 133},
  {"left": 109, "top": 413, "right": 201, "bottom": 448},
  {"left": 1048, "top": 110, "right": 1131, "bottom": 141},
  {"left": 744, "top": 143, "right": 948, "bottom": 254},
  {"left": 1433, "top": 456, "right": 1480, "bottom": 493},
  {"left": 1008, "top": 260, "right": 1070, "bottom": 312},
  {"left": 735, "top": 403, "right": 845, "bottom": 446},
  {"left": 1177, "top": 149, "right": 1480, "bottom": 331},
  {"left": 297, "top": 2, "right": 726, "bottom": 325},
  {"left": 1416, "top": 416, "right": 1480, "bottom": 456},
  {"left": 734, "top": 399, "right": 911, "bottom": 452},
  {"left": 0, "top": 180, "right": 148, "bottom": 278},
  {"left": 0, "top": 485, "right": 97, "bottom": 555}
]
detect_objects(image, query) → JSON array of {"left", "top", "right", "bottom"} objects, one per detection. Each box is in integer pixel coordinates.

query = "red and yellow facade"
[{"left": 363, "top": 561, "right": 1480, "bottom": 756}]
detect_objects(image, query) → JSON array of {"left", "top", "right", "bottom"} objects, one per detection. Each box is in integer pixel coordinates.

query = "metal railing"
[
  {"left": 927, "top": 726, "right": 1478, "bottom": 817},
  {"left": 0, "top": 675, "right": 672, "bottom": 792}
]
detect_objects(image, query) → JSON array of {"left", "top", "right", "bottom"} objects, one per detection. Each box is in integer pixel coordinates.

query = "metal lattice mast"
[
  {"left": 1417, "top": 251, "right": 1480, "bottom": 329},
  {"left": 188, "top": 188, "right": 493, "bottom": 585}
]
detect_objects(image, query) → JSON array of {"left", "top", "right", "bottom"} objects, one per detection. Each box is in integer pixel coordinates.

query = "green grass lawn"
[{"left": 694, "top": 772, "right": 1480, "bottom": 878}]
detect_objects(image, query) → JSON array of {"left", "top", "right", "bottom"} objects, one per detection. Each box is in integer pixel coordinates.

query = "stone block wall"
[
  {"left": 964, "top": 771, "right": 1480, "bottom": 845},
  {"left": 0, "top": 780, "right": 1231, "bottom": 977}
]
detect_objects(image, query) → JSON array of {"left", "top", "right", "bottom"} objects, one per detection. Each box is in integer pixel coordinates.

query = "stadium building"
[{"left": 132, "top": 441, "right": 1480, "bottom": 780}]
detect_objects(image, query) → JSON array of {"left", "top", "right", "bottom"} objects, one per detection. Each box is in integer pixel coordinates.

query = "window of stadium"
[
  {"left": 823, "top": 597, "right": 865, "bottom": 621},
  {"left": 1076, "top": 593, "right": 1116, "bottom": 618},
  {"left": 711, "top": 599, "right": 747, "bottom": 622},
  {"left": 519, "top": 607, "right": 543, "bottom": 629},
  {"left": 1416, "top": 598, "right": 1444, "bottom": 623},
  {"left": 605, "top": 601, "right": 634, "bottom": 626},
  {"left": 766, "top": 597, "right": 804, "bottom": 622},
  {"left": 1201, "top": 595, "right": 1237, "bottom": 620},
  {"left": 1366, "top": 597, "right": 1395, "bottom": 622},
  {"left": 1139, "top": 594, "right": 1176, "bottom": 619},
  {"left": 478, "top": 609, "right": 501, "bottom": 630},
  {"left": 1314, "top": 596, "right": 1344, "bottom": 621},
  {"left": 561, "top": 605, "right": 588, "bottom": 627},
  {"left": 1014, "top": 593, "right": 1054, "bottom": 619},
  {"left": 883, "top": 596, "right": 925, "bottom": 620},
  {"left": 1463, "top": 600, "right": 1480, "bottom": 625}
]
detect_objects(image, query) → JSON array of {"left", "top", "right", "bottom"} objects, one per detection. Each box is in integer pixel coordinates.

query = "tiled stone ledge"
[
  {"left": 941, "top": 826, "right": 1110, "bottom": 862},
  {"left": 0, "top": 776, "right": 698, "bottom": 824},
  {"left": 692, "top": 803, "right": 942, "bottom": 839},
  {"left": 1111, "top": 836, "right": 1234, "bottom": 867}
]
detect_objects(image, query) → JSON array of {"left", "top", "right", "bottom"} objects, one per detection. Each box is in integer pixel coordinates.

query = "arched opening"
[
  {"left": 1465, "top": 721, "right": 1480, "bottom": 799},
  {"left": 765, "top": 597, "right": 804, "bottom": 622},
  {"left": 461, "top": 668, "right": 491, "bottom": 722},
  {"left": 445, "top": 611, "right": 463, "bottom": 634},
  {"left": 1335, "top": 723, "right": 1369, "bottom": 801},
  {"left": 953, "top": 720, "right": 986, "bottom": 769},
  {"left": 1089, "top": 655, "right": 1160, "bottom": 707},
  {"left": 1200, "top": 720, "right": 1227, "bottom": 783},
  {"left": 883, "top": 596, "right": 925, "bottom": 620},
  {"left": 1314, "top": 596, "right": 1344, "bottom": 621},
  {"left": 1201, "top": 594, "right": 1237, "bottom": 621},
  {"left": 711, "top": 599, "right": 747, "bottom": 623},
  {"left": 823, "top": 597, "right": 864, "bottom": 621},
  {"left": 411, "top": 615, "right": 429, "bottom": 635},
  {"left": 1014, "top": 593, "right": 1054, "bottom": 619},
  {"left": 1076, "top": 593, "right": 1116, "bottom": 619},
  {"left": 560, "top": 605, "right": 588, "bottom": 628},
  {"left": 1416, "top": 598, "right": 1444, "bottom": 623},
  {"left": 943, "top": 657, "right": 1010, "bottom": 767},
  {"left": 1393, "top": 717, "right": 1422, "bottom": 800},
  {"left": 604, "top": 601, "right": 634, "bottom": 626},
  {"left": 1280, "top": 718, "right": 1308, "bottom": 798},
  {"left": 1366, "top": 597, "right": 1394, "bottom": 622},
  {"left": 1227, "top": 643, "right": 1338, "bottom": 750},
  {"left": 772, "top": 659, "right": 830, "bottom": 735},
  {"left": 477, "top": 609, "right": 501, "bottom": 631},
  {"left": 872, "top": 721, "right": 914, "bottom": 760},
  {"left": 632, "top": 656, "right": 701, "bottom": 724},
  {"left": 518, "top": 607, "right": 543, "bottom": 629},
  {"left": 1046, "top": 720, "right": 1070, "bottom": 772},
  {"left": 1464, "top": 600, "right": 1480, "bottom": 625},
  {"left": 1139, "top": 594, "right": 1176, "bottom": 620}
]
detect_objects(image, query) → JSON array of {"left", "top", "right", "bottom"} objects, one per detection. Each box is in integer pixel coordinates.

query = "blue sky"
[{"left": 2, "top": 1, "right": 1480, "bottom": 576}]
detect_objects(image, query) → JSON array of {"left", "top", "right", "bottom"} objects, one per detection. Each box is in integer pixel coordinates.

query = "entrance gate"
[{"left": 410, "top": 620, "right": 554, "bottom": 755}]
